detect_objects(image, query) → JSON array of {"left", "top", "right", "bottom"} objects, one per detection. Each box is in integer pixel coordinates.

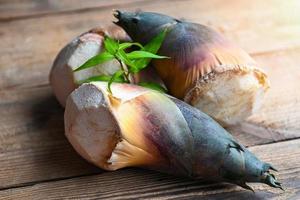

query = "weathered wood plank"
[
  {"left": 0, "top": 0, "right": 300, "bottom": 192},
  {"left": 1, "top": 0, "right": 300, "bottom": 89},
  {"left": 0, "top": 0, "right": 147, "bottom": 21},
  {"left": 0, "top": 47, "right": 300, "bottom": 188},
  {"left": 0, "top": 85, "right": 101, "bottom": 189},
  {"left": 0, "top": 139, "right": 299, "bottom": 200}
]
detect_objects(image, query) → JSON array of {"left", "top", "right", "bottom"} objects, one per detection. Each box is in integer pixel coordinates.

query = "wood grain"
[
  {"left": 0, "top": 0, "right": 147, "bottom": 21},
  {"left": 1, "top": 47, "right": 300, "bottom": 188},
  {"left": 0, "top": 139, "right": 299, "bottom": 200},
  {"left": 0, "top": 0, "right": 300, "bottom": 198},
  {"left": 0, "top": 85, "right": 101, "bottom": 189},
  {"left": 0, "top": 0, "right": 300, "bottom": 188},
  {"left": 1, "top": 0, "right": 300, "bottom": 89}
]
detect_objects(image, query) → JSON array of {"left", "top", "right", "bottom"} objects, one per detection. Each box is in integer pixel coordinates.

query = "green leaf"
[
  {"left": 138, "top": 82, "right": 167, "bottom": 93},
  {"left": 108, "top": 70, "right": 125, "bottom": 93},
  {"left": 144, "top": 28, "right": 169, "bottom": 53},
  {"left": 115, "top": 49, "right": 139, "bottom": 72},
  {"left": 115, "top": 49, "right": 132, "bottom": 66},
  {"left": 127, "top": 50, "right": 169, "bottom": 59},
  {"left": 77, "top": 74, "right": 125, "bottom": 84},
  {"left": 119, "top": 42, "right": 144, "bottom": 51},
  {"left": 74, "top": 51, "right": 114, "bottom": 72},
  {"left": 132, "top": 29, "right": 169, "bottom": 71},
  {"left": 74, "top": 29, "right": 169, "bottom": 92},
  {"left": 104, "top": 36, "right": 119, "bottom": 54}
]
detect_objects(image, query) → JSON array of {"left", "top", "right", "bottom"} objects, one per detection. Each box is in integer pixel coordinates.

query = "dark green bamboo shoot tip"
[{"left": 264, "top": 173, "right": 284, "bottom": 190}]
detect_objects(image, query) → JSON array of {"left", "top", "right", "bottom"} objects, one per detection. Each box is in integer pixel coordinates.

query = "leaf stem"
[
  {"left": 74, "top": 31, "right": 169, "bottom": 93},
  {"left": 117, "top": 59, "right": 132, "bottom": 83},
  {"left": 118, "top": 59, "right": 128, "bottom": 82}
]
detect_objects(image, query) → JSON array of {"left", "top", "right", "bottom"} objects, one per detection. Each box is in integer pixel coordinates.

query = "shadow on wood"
[{"left": 28, "top": 91, "right": 103, "bottom": 182}]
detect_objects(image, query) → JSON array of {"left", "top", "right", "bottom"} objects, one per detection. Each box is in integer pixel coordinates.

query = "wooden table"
[{"left": 0, "top": 0, "right": 299, "bottom": 199}]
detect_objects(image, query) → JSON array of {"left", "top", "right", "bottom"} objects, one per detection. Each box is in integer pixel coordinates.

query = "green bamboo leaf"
[
  {"left": 108, "top": 70, "right": 125, "bottom": 93},
  {"left": 116, "top": 49, "right": 138, "bottom": 72},
  {"left": 119, "top": 42, "right": 144, "bottom": 51},
  {"left": 138, "top": 82, "right": 167, "bottom": 93},
  {"left": 144, "top": 28, "right": 169, "bottom": 53},
  {"left": 74, "top": 51, "right": 114, "bottom": 72},
  {"left": 127, "top": 50, "right": 169, "bottom": 59},
  {"left": 77, "top": 74, "right": 125, "bottom": 84},
  {"left": 104, "top": 36, "right": 119, "bottom": 54},
  {"left": 132, "top": 29, "right": 169, "bottom": 71},
  {"left": 115, "top": 49, "right": 131, "bottom": 65}
]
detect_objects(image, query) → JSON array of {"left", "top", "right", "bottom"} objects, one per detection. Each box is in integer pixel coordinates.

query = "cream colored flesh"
[
  {"left": 185, "top": 68, "right": 269, "bottom": 126},
  {"left": 64, "top": 82, "right": 157, "bottom": 170}
]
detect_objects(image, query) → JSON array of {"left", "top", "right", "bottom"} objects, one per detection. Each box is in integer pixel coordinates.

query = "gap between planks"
[
  {"left": 0, "top": 0, "right": 171, "bottom": 22},
  {"left": 1, "top": 0, "right": 300, "bottom": 195},
  {"left": 0, "top": 138, "right": 299, "bottom": 199},
  {"left": 1, "top": 0, "right": 300, "bottom": 90},
  {"left": 1, "top": 43, "right": 300, "bottom": 190},
  {"left": 0, "top": 81, "right": 299, "bottom": 192}
]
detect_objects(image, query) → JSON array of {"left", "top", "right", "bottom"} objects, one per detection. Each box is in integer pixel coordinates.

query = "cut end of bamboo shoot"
[
  {"left": 64, "top": 82, "right": 162, "bottom": 170},
  {"left": 184, "top": 66, "right": 269, "bottom": 126}
]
